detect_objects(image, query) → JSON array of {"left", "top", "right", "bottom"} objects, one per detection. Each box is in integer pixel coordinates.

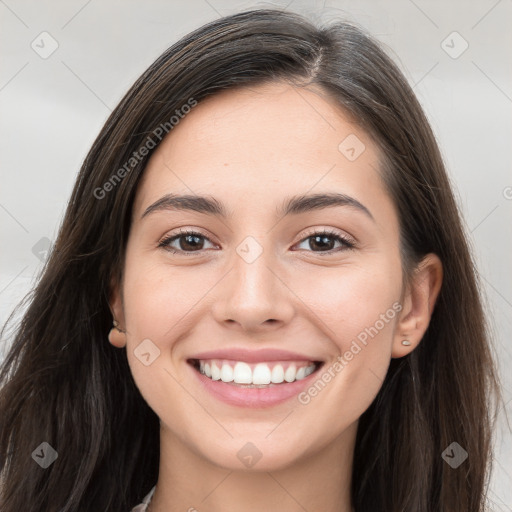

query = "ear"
[
  {"left": 392, "top": 253, "right": 443, "bottom": 358},
  {"left": 107, "top": 276, "right": 127, "bottom": 348}
]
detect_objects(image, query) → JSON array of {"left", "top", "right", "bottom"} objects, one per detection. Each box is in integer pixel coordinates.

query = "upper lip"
[{"left": 188, "top": 348, "right": 323, "bottom": 363}]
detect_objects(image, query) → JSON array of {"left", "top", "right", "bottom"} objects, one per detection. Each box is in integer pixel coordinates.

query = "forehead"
[{"left": 132, "top": 82, "right": 395, "bottom": 227}]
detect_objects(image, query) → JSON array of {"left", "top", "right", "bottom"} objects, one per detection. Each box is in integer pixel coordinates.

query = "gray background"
[{"left": 1, "top": 0, "right": 511, "bottom": 508}]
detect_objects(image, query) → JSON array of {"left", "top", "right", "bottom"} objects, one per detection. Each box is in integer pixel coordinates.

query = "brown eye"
[
  {"left": 159, "top": 230, "right": 216, "bottom": 255},
  {"left": 294, "top": 229, "right": 355, "bottom": 254}
]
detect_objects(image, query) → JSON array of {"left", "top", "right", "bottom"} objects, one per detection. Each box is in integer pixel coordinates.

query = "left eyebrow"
[
  {"left": 140, "top": 192, "right": 374, "bottom": 222},
  {"left": 278, "top": 192, "right": 374, "bottom": 221}
]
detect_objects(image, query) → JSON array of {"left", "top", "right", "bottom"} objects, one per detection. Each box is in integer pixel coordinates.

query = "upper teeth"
[{"left": 198, "top": 359, "right": 316, "bottom": 385}]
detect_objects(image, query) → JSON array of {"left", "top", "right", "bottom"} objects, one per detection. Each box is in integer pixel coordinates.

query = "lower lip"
[{"left": 188, "top": 362, "right": 322, "bottom": 408}]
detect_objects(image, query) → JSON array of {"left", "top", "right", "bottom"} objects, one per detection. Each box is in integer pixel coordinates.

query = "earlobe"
[
  {"left": 108, "top": 324, "right": 127, "bottom": 348},
  {"left": 107, "top": 278, "right": 127, "bottom": 348},
  {"left": 391, "top": 253, "right": 443, "bottom": 358}
]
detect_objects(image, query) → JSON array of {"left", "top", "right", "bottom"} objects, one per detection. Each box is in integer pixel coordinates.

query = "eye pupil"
[
  {"left": 180, "top": 234, "right": 203, "bottom": 251},
  {"left": 310, "top": 235, "right": 335, "bottom": 251}
]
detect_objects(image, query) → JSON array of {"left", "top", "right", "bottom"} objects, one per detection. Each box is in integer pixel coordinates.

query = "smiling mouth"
[{"left": 187, "top": 358, "right": 324, "bottom": 387}]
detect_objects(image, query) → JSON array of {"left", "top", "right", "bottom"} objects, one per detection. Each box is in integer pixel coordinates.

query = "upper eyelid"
[
  {"left": 300, "top": 227, "right": 356, "bottom": 245},
  {"left": 163, "top": 228, "right": 217, "bottom": 244}
]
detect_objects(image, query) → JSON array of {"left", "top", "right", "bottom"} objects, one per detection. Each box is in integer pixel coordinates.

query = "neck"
[{"left": 148, "top": 421, "right": 357, "bottom": 512}]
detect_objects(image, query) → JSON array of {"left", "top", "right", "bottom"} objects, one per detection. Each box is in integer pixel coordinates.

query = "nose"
[{"left": 211, "top": 241, "right": 295, "bottom": 333}]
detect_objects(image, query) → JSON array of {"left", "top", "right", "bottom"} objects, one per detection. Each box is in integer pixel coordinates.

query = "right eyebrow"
[{"left": 141, "top": 194, "right": 230, "bottom": 219}]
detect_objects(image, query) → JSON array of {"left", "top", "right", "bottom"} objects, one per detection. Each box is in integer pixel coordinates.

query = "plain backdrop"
[{"left": 1, "top": 0, "right": 511, "bottom": 509}]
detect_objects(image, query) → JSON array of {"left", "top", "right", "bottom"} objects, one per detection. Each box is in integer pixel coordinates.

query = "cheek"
[
  {"left": 292, "top": 263, "right": 401, "bottom": 412},
  {"left": 296, "top": 262, "right": 401, "bottom": 347},
  {"left": 122, "top": 254, "right": 206, "bottom": 341},
  {"left": 119, "top": 254, "right": 204, "bottom": 418}
]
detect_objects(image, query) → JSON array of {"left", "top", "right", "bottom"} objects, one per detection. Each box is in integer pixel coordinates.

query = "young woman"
[{"left": 0, "top": 8, "right": 503, "bottom": 512}]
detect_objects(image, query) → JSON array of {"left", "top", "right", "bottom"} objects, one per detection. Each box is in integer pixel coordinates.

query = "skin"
[{"left": 109, "top": 81, "right": 443, "bottom": 512}]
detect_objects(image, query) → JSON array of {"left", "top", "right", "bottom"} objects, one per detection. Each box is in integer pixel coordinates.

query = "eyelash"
[{"left": 158, "top": 228, "right": 356, "bottom": 256}]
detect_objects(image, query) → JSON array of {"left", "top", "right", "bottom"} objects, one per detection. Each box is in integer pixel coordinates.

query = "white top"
[{"left": 131, "top": 485, "right": 156, "bottom": 511}]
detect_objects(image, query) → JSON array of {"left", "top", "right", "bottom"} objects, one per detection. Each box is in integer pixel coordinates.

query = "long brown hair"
[{"left": 0, "top": 8, "right": 503, "bottom": 511}]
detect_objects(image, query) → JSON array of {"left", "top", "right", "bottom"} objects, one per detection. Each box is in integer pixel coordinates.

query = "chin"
[{"left": 196, "top": 436, "right": 312, "bottom": 473}]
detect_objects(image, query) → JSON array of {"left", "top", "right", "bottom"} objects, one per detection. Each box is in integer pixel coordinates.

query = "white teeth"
[
  {"left": 295, "top": 366, "right": 306, "bottom": 380},
  {"left": 284, "top": 364, "right": 296, "bottom": 383},
  {"left": 197, "top": 359, "right": 317, "bottom": 385},
  {"left": 252, "top": 363, "right": 272, "bottom": 385},
  {"left": 211, "top": 361, "right": 221, "bottom": 381},
  {"left": 233, "top": 362, "right": 252, "bottom": 384},
  {"left": 271, "top": 364, "right": 285, "bottom": 384},
  {"left": 220, "top": 363, "right": 234, "bottom": 382}
]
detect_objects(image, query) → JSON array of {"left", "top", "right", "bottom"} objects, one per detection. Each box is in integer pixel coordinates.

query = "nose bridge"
[
  {"left": 214, "top": 234, "right": 294, "bottom": 329},
  {"left": 234, "top": 237, "right": 275, "bottom": 300}
]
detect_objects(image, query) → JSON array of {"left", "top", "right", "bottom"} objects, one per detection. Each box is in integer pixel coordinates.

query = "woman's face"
[{"left": 112, "top": 81, "right": 407, "bottom": 471}]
